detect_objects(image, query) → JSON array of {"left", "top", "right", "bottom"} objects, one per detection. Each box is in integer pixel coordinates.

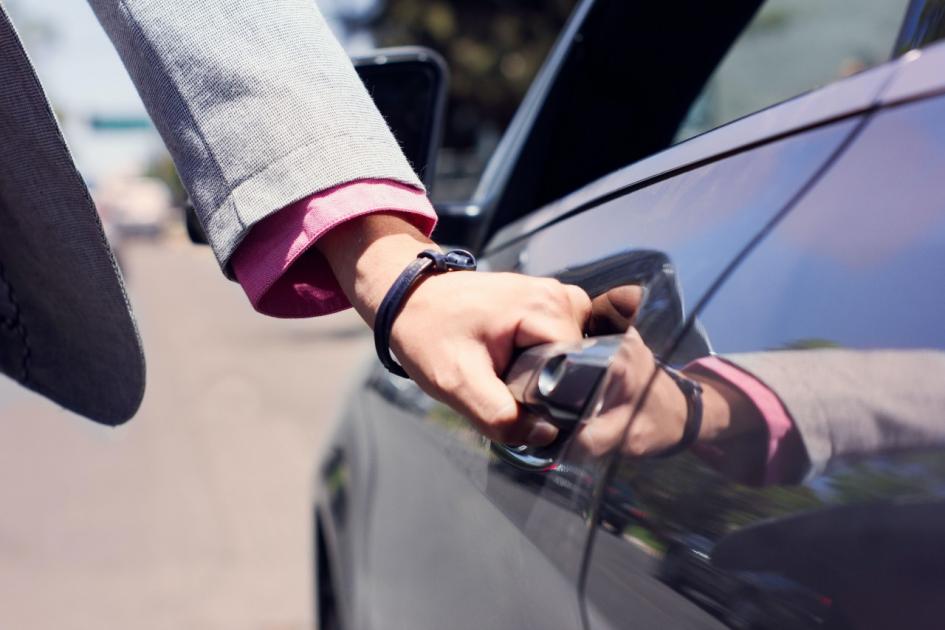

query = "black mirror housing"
[{"left": 352, "top": 47, "right": 448, "bottom": 190}]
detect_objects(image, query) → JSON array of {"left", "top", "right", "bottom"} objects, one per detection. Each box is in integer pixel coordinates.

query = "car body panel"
[
  {"left": 354, "top": 380, "right": 586, "bottom": 630},
  {"left": 315, "top": 2, "right": 945, "bottom": 628},
  {"left": 880, "top": 41, "right": 945, "bottom": 105},
  {"left": 488, "top": 117, "right": 859, "bottom": 321},
  {"left": 582, "top": 91, "right": 945, "bottom": 630},
  {"left": 336, "top": 114, "right": 862, "bottom": 630}
]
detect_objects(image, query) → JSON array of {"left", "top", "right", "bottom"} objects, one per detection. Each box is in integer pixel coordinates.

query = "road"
[{"left": 0, "top": 237, "right": 371, "bottom": 630}]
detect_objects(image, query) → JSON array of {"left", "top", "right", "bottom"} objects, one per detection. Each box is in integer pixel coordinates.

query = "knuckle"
[
  {"left": 624, "top": 426, "right": 650, "bottom": 457},
  {"left": 607, "top": 358, "right": 631, "bottom": 384},
  {"left": 535, "top": 278, "right": 566, "bottom": 301},
  {"left": 573, "top": 289, "right": 593, "bottom": 315},
  {"left": 430, "top": 366, "right": 464, "bottom": 395},
  {"left": 623, "top": 327, "right": 643, "bottom": 344}
]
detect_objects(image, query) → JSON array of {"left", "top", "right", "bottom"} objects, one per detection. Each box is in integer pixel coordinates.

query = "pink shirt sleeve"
[
  {"left": 231, "top": 179, "right": 437, "bottom": 318},
  {"left": 689, "top": 356, "right": 802, "bottom": 485}
]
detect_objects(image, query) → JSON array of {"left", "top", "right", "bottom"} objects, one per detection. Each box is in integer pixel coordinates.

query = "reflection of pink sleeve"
[
  {"left": 690, "top": 356, "right": 800, "bottom": 485},
  {"left": 231, "top": 179, "right": 437, "bottom": 318}
]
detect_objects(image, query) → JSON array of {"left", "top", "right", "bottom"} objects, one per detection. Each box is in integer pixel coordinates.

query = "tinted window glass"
[
  {"left": 896, "top": 0, "right": 945, "bottom": 55},
  {"left": 676, "top": 0, "right": 909, "bottom": 142}
]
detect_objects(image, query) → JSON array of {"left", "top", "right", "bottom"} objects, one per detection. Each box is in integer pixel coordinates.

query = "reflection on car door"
[
  {"left": 581, "top": 94, "right": 945, "bottom": 629},
  {"left": 360, "top": 107, "right": 867, "bottom": 630}
]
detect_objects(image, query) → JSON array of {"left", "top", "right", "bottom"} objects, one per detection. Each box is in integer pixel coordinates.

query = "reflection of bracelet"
[
  {"left": 656, "top": 363, "right": 704, "bottom": 457},
  {"left": 374, "top": 249, "right": 477, "bottom": 378}
]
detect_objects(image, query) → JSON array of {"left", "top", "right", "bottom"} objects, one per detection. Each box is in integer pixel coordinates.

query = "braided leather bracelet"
[
  {"left": 374, "top": 249, "right": 477, "bottom": 378},
  {"left": 656, "top": 363, "right": 704, "bottom": 457}
]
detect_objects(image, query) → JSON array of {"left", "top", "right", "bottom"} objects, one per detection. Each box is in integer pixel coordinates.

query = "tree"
[{"left": 370, "top": 0, "right": 576, "bottom": 149}]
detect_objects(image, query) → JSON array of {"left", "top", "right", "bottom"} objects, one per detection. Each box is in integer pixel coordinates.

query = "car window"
[
  {"left": 676, "top": 0, "right": 910, "bottom": 143},
  {"left": 896, "top": 0, "right": 945, "bottom": 54},
  {"left": 481, "top": 0, "right": 919, "bottom": 245},
  {"left": 583, "top": 94, "right": 945, "bottom": 629}
]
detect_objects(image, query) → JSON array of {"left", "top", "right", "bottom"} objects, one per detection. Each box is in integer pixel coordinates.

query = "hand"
[
  {"left": 392, "top": 271, "right": 591, "bottom": 444},
  {"left": 576, "top": 328, "right": 690, "bottom": 458},
  {"left": 576, "top": 327, "right": 758, "bottom": 459},
  {"left": 317, "top": 213, "right": 591, "bottom": 445},
  {"left": 587, "top": 284, "right": 643, "bottom": 335}
]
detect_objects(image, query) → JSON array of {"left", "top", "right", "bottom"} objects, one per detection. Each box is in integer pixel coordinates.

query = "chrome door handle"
[
  {"left": 490, "top": 248, "right": 700, "bottom": 470},
  {"left": 506, "top": 335, "right": 623, "bottom": 429},
  {"left": 492, "top": 334, "right": 623, "bottom": 470}
]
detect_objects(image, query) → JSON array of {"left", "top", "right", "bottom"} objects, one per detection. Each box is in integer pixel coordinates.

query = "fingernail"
[{"left": 526, "top": 420, "right": 559, "bottom": 447}]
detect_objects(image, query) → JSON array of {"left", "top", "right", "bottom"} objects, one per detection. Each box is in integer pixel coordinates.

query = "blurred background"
[
  {"left": 0, "top": 1, "right": 571, "bottom": 628},
  {"left": 0, "top": 0, "right": 902, "bottom": 628}
]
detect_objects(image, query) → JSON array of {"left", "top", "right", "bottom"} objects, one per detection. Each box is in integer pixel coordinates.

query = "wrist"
[
  {"left": 685, "top": 368, "right": 763, "bottom": 443},
  {"left": 316, "top": 213, "right": 439, "bottom": 326}
]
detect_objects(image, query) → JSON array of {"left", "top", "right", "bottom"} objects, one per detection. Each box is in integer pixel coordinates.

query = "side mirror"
[
  {"left": 186, "top": 46, "right": 450, "bottom": 245},
  {"left": 353, "top": 46, "right": 447, "bottom": 189}
]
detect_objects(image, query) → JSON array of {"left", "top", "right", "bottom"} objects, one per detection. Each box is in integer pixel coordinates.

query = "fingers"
[
  {"left": 390, "top": 273, "right": 592, "bottom": 447},
  {"left": 565, "top": 283, "right": 593, "bottom": 328},
  {"left": 513, "top": 281, "right": 591, "bottom": 348},
  {"left": 573, "top": 327, "right": 660, "bottom": 458},
  {"left": 467, "top": 280, "right": 587, "bottom": 443},
  {"left": 442, "top": 348, "right": 560, "bottom": 446}
]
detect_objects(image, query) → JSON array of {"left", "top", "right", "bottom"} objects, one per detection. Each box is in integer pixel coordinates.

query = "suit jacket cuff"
[
  {"left": 231, "top": 179, "right": 437, "bottom": 318},
  {"left": 690, "top": 356, "right": 804, "bottom": 485}
]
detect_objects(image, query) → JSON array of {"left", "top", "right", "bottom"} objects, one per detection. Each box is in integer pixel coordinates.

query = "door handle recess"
[{"left": 492, "top": 334, "right": 623, "bottom": 470}]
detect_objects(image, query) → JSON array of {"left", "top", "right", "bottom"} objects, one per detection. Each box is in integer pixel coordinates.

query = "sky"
[{"left": 10, "top": 0, "right": 163, "bottom": 182}]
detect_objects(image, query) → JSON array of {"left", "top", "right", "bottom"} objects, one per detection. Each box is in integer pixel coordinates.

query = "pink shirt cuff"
[
  {"left": 231, "top": 179, "right": 437, "bottom": 318},
  {"left": 690, "top": 356, "right": 800, "bottom": 485}
]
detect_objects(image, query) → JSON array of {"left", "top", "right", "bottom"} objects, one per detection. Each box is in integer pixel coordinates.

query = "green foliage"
[
  {"left": 778, "top": 338, "right": 841, "bottom": 351},
  {"left": 825, "top": 457, "right": 940, "bottom": 504},
  {"left": 618, "top": 450, "right": 945, "bottom": 551},
  {"left": 620, "top": 454, "right": 823, "bottom": 541},
  {"left": 370, "top": 0, "right": 577, "bottom": 148}
]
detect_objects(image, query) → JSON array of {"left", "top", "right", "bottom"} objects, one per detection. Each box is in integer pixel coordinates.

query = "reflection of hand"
[
  {"left": 588, "top": 285, "right": 643, "bottom": 335},
  {"left": 578, "top": 328, "right": 689, "bottom": 457},
  {"left": 318, "top": 213, "right": 591, "bottom": 446},
  {"left": 577, "top": 327, "right": 765, "bottom": 460}
]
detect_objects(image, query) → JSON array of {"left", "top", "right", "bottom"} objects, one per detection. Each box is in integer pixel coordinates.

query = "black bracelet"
[
  {"left": 374, "top": 249, "right": 477, "bottom": 378},
  {"left": 656, "top": 363, "right": 704, "bottom": 458}
]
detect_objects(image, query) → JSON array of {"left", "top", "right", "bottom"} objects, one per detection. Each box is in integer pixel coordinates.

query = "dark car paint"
[
  {"left": 624, "top": 93, "right": 945, "bottom": 629},
  {"left": 325, "top": 115, "right": 865, "bottom": 630},
  {"left": 315, "top": 117, "right": 859, "bottom": 628},
  {"left": 314, "top": 7, "right": 945, "bottom": 630},
  {"left": 569, "top": 88, "right": 945, "bottom": 630}
]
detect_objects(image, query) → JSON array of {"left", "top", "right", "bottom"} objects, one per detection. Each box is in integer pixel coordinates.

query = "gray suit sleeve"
[
  {"left": 87, "top": 0, "right": 422, "bottom": 272},
  {"left": 727, "top": 349, "right": 945, "bottom": 481}
]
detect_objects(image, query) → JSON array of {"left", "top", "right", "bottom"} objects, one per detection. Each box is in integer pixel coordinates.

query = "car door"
[
  {"left": 354, "top": 2, "right": 918, "bottom": 629},
  {"left": 358, "top": 68, "right": 873, "bottom": 630},
  {"left": 580, "top": 41, "right": 945, "bottom": 630}
]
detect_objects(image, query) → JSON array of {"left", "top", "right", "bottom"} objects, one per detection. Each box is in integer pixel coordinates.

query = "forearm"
[
  {"left": 88, "top": 0, "right": 422, "bottom": 269},
  {"left": 728, "top": 349, "right": 945, "bottom": 478},
  {"left": 316, "top": 213, "right": 438, "bottom": 327}
]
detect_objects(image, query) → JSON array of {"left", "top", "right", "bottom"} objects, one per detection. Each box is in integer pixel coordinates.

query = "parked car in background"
[
  {"left": 314, "top": 1, "right": 945, "bottom": 628},
  {"left": 92, "top": 175, "right": 174, "bottom": 239}
]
